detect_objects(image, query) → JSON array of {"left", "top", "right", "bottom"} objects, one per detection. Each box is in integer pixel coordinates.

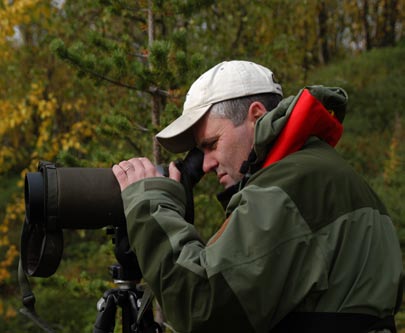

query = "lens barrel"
[
  {"left": 24, "top": 165, "right": 125, "bottom": 230},
  {"left": 55, "top": 167, "right": 125, "bottom": 229}
]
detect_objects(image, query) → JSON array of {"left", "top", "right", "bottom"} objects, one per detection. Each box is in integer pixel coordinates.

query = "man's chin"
[{"left": 221, "top": 176, "right": 238, "bottom": 189}]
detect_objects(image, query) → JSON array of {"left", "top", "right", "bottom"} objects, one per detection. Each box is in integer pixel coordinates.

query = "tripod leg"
[
  {"left": 94, "top": 292, "right": 118, "bottom": 333},
  {"left": 121, "top": 291, "right": 137, "bottom": 333}
]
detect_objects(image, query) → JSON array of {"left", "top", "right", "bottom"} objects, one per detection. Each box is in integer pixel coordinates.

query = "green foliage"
[
  {"left": 303, "top": 45, "right": 405, "bottom": 132},
  {"left": 0, "top": 174, "right": 19, "bottom": 215}
]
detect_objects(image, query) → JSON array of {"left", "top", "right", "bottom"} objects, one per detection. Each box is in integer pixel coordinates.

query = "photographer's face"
[{"left": 193, "top": 102, "right": 265, "bottom": 189}]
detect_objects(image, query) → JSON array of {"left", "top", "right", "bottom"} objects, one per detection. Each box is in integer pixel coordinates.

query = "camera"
[{"left": 21, "top": 148, "right": 204, "bottom": 278}]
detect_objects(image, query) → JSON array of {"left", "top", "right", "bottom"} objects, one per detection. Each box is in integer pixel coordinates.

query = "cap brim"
[{"left": 156, "top": 106, "right": 210, "bottom": 153}]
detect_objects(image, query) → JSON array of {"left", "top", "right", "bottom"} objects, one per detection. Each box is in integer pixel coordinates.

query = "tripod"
[{"left": 93, "top": 226, "right": 162, "bottom": 333}]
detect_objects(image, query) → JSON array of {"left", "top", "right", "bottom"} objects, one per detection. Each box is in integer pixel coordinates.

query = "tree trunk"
[
  {"left": 317, "top": 0, "right": 330, "bottom": 64},
  {"left": 362, "top": 0, "right": 372, "bottom": 50},
  {"left": 151, "top": 94, "right": 162, "bottom": 165},
  {"left": 375, "top": 0, "right": 397, "bottom": 47},
  {"left": 148, "top": 0, "right": 162, "bottom": 165},
  {"left": 384, "top": 0, "right": 397, "bottom": 46}
]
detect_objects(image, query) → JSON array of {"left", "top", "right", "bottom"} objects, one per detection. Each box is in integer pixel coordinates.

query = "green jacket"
[{"left": 122, "top": 86, "right": 403, "bottom": 333}]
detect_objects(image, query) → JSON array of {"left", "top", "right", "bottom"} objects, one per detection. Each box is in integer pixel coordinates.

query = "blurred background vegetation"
[{"left": 0, "top": 0, "right": 404, "bottom": 332}]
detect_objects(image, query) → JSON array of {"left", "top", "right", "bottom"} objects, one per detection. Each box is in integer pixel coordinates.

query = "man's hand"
[{"left": 112, "top": 157, "right": 181, "bottom": 191}]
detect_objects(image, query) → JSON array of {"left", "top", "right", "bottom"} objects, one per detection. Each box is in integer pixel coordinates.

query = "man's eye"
[
  {"left": 199, "top": 138, "right": 218, "bottom": 152},
  {"left": 207, "top": 140, "right": 217, "bottom": 150}
]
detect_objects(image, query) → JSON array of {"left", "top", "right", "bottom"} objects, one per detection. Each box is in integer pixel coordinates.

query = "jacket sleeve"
[{"left": 122, "top": 177, "right": 328, "bottom": 332}]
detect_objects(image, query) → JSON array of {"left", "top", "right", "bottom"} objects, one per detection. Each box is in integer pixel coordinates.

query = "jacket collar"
[{"left": 253, "top": 85, "right": 347, "bottom": 169}]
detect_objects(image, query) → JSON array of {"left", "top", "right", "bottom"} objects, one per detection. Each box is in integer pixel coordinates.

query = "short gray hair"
[{"left": 209, "top": 93, "right": 282, "bottom": 126}]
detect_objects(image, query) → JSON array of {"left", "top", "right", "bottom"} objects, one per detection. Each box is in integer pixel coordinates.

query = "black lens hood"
[{"left": 21, "top": 162, "right": 63, "bottom": 277}]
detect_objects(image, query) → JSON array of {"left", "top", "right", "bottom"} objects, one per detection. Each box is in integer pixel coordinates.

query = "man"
[{"left": 112, "top": 61, "right": 403, "bottom": 332}]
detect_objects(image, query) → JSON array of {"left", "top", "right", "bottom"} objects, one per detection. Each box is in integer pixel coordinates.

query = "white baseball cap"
[{"left": 156, "top": 60, "right": 283, "bottom": 153}]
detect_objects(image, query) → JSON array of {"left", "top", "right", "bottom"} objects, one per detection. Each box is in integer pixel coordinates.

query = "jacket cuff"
[{"left": 122, "top": 177, "right": 187, "bottom": 211}]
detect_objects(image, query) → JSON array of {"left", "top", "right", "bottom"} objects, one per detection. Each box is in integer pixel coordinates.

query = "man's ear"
[{"left": 247, "top": 102, "right": 267, "bottom": 124}]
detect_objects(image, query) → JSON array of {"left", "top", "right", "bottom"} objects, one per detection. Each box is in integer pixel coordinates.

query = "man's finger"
[
  {"left": 118, "top": 161, "right": 133, "bottom": 174},
  {"left": 139, "top": 157, "right": 162, "bottom": 178},
  {"left": 168, "top": 162, "right": 181, "bottom": 182},
  {"left": 112, "top": 164, "right": 129, "bottom": 191}
]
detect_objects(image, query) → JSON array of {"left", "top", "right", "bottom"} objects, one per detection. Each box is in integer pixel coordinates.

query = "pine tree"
[{"left": 50, "top": 0, "right": 212, "bottom": 164}]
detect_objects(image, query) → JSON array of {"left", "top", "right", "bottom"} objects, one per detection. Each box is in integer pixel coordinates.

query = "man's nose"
[{"left": 202, "top": 152, "right": 218, "bottom": 174}]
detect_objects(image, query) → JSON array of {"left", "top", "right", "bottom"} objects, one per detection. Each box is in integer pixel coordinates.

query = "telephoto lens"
[
  {"left": 21, "top": 148, "right": 204, "bottom": 277},
  {"left": 24, "top": 162, "right": 125, "bottom": 230}
]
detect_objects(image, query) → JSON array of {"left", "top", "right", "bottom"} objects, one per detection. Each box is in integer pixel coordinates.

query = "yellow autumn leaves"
[
  {"left": 0, "top": 0, "right": 48, "bottom": 60},
  {"left": 0, "top": 82, "right": 94, "bottom": 173},
  {"left": 0, "top": 81, "right": 96, "bottom": 285}
]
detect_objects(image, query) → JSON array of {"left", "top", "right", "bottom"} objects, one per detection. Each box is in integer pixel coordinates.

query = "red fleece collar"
[{"left": 262, "top": 89, "right": 343, "bottom": 169}]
